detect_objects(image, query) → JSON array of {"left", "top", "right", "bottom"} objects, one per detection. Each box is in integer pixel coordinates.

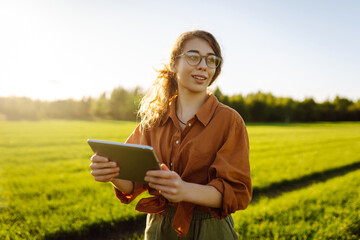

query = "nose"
[{"left": 197, "top": 56, "right": 207, "bottom": 69}]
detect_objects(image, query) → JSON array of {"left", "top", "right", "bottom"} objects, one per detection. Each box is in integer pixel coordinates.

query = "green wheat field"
[{"left": 0, "top": 120, "right": 359, "bottom": 240}]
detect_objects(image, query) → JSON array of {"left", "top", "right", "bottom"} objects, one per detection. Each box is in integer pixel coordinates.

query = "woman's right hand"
[{"left": 89, "top": 154, "right": 120, "bottom": 182}]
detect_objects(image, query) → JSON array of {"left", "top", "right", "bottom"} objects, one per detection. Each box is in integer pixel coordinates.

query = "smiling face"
[{"left": 173, "top": 38, "right": 217, "bottom": 95}]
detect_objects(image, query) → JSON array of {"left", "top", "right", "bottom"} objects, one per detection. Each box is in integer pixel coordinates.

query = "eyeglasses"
[{"left": 177, "top": 51, "right": 222, "bottom": 69}]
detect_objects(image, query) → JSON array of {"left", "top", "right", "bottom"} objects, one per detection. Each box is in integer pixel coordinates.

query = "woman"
[{"left": 90, "top": 30, "right": 252, "bottom": 239}]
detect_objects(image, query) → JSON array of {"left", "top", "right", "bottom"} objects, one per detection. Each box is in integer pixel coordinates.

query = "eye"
[
  {"left": 186, "top": 52, "right": 200, "bottom": 61},
  {"left": 207, "top": 56, "right": 216, "bottom": 64}
]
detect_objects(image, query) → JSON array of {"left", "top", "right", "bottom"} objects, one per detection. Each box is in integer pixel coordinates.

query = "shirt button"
[
  {"left": 176, "top": 140, "right": 179, "bottom": 144},
  {"left": 188, "top": 123, "right": 191, "bottom": 126},
  {"left": 170, "top": 162, "right": 173, "bottom": 167}
]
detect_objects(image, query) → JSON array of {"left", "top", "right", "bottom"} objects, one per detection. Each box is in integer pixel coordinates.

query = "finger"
[
  {"left": 94, "top": 172, "right": 119, "bottom": 182},
  {"left": 90, "top": 161, "right": 117, "bottom": 170},
  {"left": 148, "top": 182, "right": 176, "bottom": 195},
  {"left": 92, "top": 167, "right": 119, "bottom": 176},
  {"left": 161, "top": 164, "right": 170, "bottom": 171},
  {"left": 146, "top": 170, "right": 174, "bottom": 178},
  {"left": 144, "top": 175, "right": 174, "bottom": 185},
  {"left": 91, "top": 154, "right": 109, "bottom": 163},
  {"left": 148, "top": 177, "right": 180, "bottom": 189},
  {"left": 91, "top": 167, "right": 119, "bottom": 176}
]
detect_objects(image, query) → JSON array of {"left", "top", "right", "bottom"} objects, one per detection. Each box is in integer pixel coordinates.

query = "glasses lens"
[
  {"left": 206, "top": 55, "right": 221, "bottom": 68},
  {"left": 184, "top": 52, "right": 201, "bottom": 66},
  {"left": 182, "top": 52, "right": 221, "bottom": 68}
]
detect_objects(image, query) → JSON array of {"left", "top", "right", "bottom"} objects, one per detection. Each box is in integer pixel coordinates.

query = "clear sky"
[{"left": 1, "top": 0, "right": 359, "bottom": 102}]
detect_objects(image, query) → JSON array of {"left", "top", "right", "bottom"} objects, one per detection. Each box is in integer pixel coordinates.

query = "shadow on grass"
[
  {"left": 44, "top": 214, "right": 146, "bottom": 240},
  {"left": 251, "top": 160, "right": 360, "bottom": 203}
]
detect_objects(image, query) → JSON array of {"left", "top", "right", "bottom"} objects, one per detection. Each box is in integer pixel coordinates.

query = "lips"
[{"left": 192, "top": 74, "right": 207, "bottom": 84}]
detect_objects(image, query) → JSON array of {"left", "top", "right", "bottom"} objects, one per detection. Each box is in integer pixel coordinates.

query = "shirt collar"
[
  {"left": 161, "top": 92, "right": 219, "bottom": 127},
  {"left": 195, "top": 93, "right": 219, "bottom": 126},
  {"left": 160, "top": 98, "right": 174, "bottom": 127}
]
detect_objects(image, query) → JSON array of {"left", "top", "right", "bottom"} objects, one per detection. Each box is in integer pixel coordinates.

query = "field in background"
[{"left": 0, "top": 121, "right": 359, "bottom": 239}]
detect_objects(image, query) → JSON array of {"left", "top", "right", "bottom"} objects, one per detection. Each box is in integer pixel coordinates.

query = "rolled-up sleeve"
[
  {"left": 207, "top": 117, "right": 252, "bottom": 218},
  {"left": 114, "top": 124, "right": 150, "bottom": 204}
]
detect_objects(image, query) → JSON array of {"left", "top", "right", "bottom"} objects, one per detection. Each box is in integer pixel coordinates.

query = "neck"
[{"left": 176, "top": 89, "right": 207, "bottom": 121}]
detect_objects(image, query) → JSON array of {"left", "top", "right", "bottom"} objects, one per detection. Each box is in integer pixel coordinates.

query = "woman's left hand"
[{"left": 144, "top": 164, "right": 187, "bottom": 203}]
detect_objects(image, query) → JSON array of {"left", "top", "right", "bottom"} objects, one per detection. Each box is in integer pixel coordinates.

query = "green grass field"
[{"left": 0, "top": 121, "right": 359, "bottom": 239}]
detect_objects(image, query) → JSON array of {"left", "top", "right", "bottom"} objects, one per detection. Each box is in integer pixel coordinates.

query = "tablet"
[{"left": 87, "top": 139, "right": 161, "bottom": 183}]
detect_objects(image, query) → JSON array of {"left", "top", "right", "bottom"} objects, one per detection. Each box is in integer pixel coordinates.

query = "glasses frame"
[{"left": 177, "top": 51, "right": 222, "bottom": 69}]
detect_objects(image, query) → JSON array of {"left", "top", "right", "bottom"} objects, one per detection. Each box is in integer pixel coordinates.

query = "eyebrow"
[{"left": 187, "top": 50, "right": 215, "bottom": 56}]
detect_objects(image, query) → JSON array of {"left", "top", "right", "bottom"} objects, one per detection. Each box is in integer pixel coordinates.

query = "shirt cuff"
[
  {"left": 114, "top": 182, "right": 147, "bottom": 204},
  {"left": 207, "top": 178, "right": 227, "bottom": 218},
  {"left": 207, "top": 177, "right": 252, "bottom": 219}
]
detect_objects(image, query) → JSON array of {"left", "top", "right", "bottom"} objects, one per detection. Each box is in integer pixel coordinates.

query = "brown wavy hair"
[{"left": 138, "top": 30, "right": 223, "bottom": 131}]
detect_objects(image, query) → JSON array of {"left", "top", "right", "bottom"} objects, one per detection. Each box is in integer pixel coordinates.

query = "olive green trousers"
[{"left": 144, "top": 207, "right": 239, "bottom": 240}]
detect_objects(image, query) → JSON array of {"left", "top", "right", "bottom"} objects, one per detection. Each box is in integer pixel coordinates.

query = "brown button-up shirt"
[{"left": 114, "top": 93, "right": 252, "bottom": 238}]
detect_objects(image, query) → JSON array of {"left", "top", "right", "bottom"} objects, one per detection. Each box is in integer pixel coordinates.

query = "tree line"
[
  {"left": 0, "top": 87, "right": 143, "bottom": 121},
  {"left": 0, "top": 86, "right": 359, "bottom": 122}
]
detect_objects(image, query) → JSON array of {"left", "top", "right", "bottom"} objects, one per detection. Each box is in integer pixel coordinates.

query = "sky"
[{"left": 0, "top": 0, "right": 359, "bottom": 102}]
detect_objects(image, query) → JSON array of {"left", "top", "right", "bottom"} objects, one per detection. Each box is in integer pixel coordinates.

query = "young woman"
[{"left": 90, "top": 30, "right": 252, "bottom": 239}]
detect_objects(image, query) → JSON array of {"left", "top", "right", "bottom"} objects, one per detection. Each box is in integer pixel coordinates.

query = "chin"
[
  {"left": 188, "top": 86, "right": 208, "bottom": 94},
  {"left": 178, "top": 80, "right": 209, "bottom": 94}
]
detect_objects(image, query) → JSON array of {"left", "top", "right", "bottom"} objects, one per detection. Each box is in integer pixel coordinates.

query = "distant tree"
[
  {"left": 47, "top": 99, "right": 79, "bottom": 119},
  {"left": 333, "top": 96, "right": 353, "bottom": 121},
  {"left": 347, "top": 100, "right": 360, "bottom": 121},
  {"left": 109, "top": 86, "right": 143, "bottom": 120},
  {"left": 110, "top": 87, "right": 130, "bottom": 120},
  {"left": 245, "top": 92, "right": 271, "bottom": 122},
  {"left": 0, "top": 97, "right": 42, "bottom": 120},
  {"left": 78, "top": 97, "right": 92, "bottom": 119},
  {"left": 213, "top": 87, "right": 230, "bottom": 106},
  {"left": 213, "top": 87, "right": 223, "bottom": 100},
  {"left": 228, "top": 94, "right": 249, "bottom": 121},
  {"left": 276, "top": 98, "right": 296, "bottom": 122},
  {"left": 318, "top": 101, "right": 336, "bottom": 121},
  {"left": 92, "top": 92, "right": 110, "bottom": 119}
]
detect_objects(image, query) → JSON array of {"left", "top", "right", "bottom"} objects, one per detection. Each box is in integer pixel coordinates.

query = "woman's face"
[{"left": 173, "top": 38, "right": 216, "bottom": 95}]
